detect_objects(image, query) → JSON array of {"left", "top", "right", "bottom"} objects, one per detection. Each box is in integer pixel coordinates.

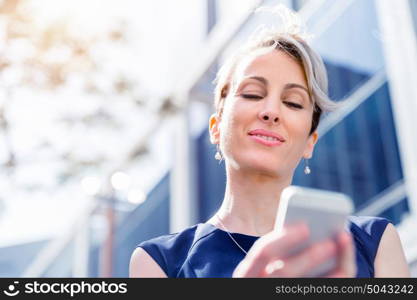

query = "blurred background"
[{"left": 0, "top": 0, "right": 416, "bottom": 277}]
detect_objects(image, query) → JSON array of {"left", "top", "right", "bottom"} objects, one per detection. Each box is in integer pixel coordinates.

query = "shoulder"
[
  {"left": 131, "top": 224, "right": 202, "bottom": 278},
  {"left": 374, "top": 223, "right": 410, "bottom": 277},
  {"left": 130, "top": 247, "right": 167, "bottom": 277},
  {"left": 347, "top": 215, "right": 410, "bottom": 277},
  {"left": 137, "top": 224, "right": 200, "bottom": 257}
]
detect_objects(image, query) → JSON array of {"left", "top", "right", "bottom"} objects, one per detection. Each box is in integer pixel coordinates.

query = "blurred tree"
[{"left": 0, "top": 0, "right": 149, "bottom": 196}]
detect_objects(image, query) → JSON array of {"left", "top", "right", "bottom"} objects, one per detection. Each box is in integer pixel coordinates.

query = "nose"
[{"left": 258, "top": 109, "right": 279, "bottom": 124}]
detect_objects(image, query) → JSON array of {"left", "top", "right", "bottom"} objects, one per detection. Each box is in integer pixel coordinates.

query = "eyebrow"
[{"left": 245, "top": 76, "right": 309, "bottom": 94}]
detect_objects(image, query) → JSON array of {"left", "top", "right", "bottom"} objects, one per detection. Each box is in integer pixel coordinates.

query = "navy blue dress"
[{"left": 136, "top": 215, "right": 389, "bottom": 278}]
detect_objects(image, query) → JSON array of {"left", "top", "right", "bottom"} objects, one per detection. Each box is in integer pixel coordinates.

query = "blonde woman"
[{"left": 130, "top": 6, "right": 410, "bottom": 278}]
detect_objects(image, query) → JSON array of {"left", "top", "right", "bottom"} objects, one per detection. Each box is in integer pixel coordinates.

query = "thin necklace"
[{"left": 215, "top": 214, "right": 248, "bottom": 255}]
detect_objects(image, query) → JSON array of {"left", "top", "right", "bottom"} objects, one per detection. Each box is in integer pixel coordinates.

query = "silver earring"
[
  {"left": 215, "top": 144, "right": 223, "bottom": 163},
  {"left": 304, "top": 159, "right": 311, "bottom": 174}
]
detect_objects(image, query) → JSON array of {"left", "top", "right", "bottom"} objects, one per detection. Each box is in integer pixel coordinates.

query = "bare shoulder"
[
  {"left": 129, "top": 247, "right": 168, "bottom": 278},
  {"left": 374, "top": 223, "right": 410, "bottom": 277}
]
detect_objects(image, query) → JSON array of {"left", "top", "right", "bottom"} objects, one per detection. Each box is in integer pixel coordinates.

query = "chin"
[{"left": 232, "top": 153, "right": 281, "bottom": 176}]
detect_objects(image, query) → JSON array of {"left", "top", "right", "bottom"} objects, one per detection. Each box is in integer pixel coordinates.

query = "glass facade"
[{"left": 293, "top": 75, "right": 407, "bottom": 224}]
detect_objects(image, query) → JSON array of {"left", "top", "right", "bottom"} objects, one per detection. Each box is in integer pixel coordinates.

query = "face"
[{"left": 209, "top": 50, "right": 318, "bottom": 177}]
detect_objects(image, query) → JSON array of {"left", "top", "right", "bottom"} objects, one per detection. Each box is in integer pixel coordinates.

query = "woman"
[{"left": 130, "top": 7, "right": 410, "bottom": 278}]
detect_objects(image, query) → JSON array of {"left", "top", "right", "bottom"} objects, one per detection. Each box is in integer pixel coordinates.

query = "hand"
[
  {"left": 322, "top": 230, "right": 356, "bottom": 277},
  {"left": 232, "top": 222, "right": 356, "bottom": 277}
]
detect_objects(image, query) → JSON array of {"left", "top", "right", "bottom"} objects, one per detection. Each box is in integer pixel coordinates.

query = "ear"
[
  {"left": 303, "top": 131, "right": 318, "bottom": 159},
  {"left": 209, "top": 113, "right": 221, "bottom": 144}
]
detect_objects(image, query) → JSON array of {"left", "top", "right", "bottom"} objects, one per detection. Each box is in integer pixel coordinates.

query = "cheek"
[
  {"left": 286, "top": 110, "right": 312, "bottom": 136},
  {"left": 219, "top": 100, "right": 250, "bottom": 151},
  {"left": 284, "top": 112, "right": 313, "bottom": 153},
  {"left": 218, "top": 103, "right": 234, "bottom": 147},
  {"left": 220, "top": 98, "right": 242, "bottom": 133}
]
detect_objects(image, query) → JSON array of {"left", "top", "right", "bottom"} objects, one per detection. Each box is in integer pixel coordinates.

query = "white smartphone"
[{"left": 274, "top": 185, "right": 354, "bottom": 277}]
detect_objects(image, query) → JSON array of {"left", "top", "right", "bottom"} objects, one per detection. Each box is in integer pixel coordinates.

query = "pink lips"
[{"left": 248, "top": 129, "right": 285, "bottom": 147}]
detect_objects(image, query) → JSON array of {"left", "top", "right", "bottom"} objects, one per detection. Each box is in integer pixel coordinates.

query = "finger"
[
  {"left": 323, "top": 270, "right": 345, "bottom": 278},
  {"left": 265, "top": 238, "right": 337, "bottom": 277},
  {"left": 336, "top": 231, "right": 356, "bottom": 277},
  {"left": 322, "top": 232, "right": 356, "bottom": 278},
  {"left": 234, "top": 222, "right": 309, "bottom": 277},
  {"left": 249, "top": 222, "right": 310, "bottom": 258}
]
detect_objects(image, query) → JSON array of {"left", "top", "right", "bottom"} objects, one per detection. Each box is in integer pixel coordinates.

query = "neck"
[{"left": 209, "top": 165, "right": 292, "bottom": 237}]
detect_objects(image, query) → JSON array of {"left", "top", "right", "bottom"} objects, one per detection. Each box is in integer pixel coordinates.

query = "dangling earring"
[
  {"left": 215, "top": 144, "right": 223, "bottom": 163},
  {"left": 304, "top": 158, "right": 311, "bottom": 174}
]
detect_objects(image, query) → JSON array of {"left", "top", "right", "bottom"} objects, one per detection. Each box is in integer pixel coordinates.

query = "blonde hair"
[{"left": 213, "top": 5, "right": 337, "bottom": 134}]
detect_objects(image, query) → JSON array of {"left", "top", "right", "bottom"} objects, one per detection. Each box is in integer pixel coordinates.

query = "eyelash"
[
  {"left": 241, "top": 94, "right": 263, "bottom": 100},
  {"left": 284, "top": 101, "right": 303, "bottom": 109},
  {"left": 240, "top": 94, "right": 303, "bottom": 109}
]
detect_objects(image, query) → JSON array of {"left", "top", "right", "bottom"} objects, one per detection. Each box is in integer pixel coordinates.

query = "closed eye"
[
  {"left": 284, "top": 101, "right": 303, "bottom": 109},
  {"left": 241, "top": 94, "right": 263, "bottom": 100}
]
